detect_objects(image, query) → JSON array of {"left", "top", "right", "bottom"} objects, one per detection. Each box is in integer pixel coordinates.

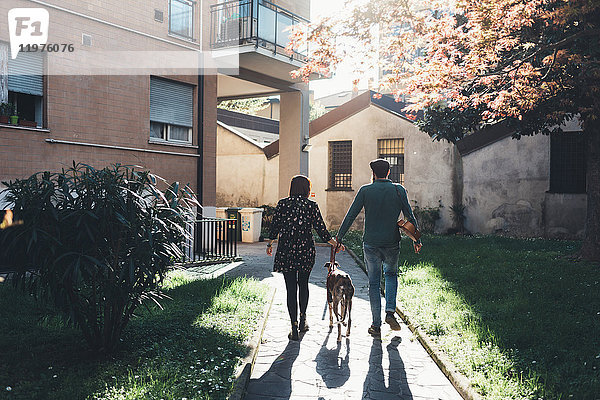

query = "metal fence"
[
  {"left": 182, "top": 217, "right": 239, "bottom": 264},
  {"left": 210, "top": 0, "right": 308, "bottom": 62}
]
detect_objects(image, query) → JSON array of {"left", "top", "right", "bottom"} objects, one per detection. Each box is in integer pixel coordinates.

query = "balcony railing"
[
  {"left": 182, "top": 217, "right": 239, "bottom": 265},
  {"left": 210, "top": 0, "right": 308, "bottom": 63}
]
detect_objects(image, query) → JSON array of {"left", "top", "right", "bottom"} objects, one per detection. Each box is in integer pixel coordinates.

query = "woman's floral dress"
[{"left": 269, "top": 195, "right": 332, "bottom": 273}]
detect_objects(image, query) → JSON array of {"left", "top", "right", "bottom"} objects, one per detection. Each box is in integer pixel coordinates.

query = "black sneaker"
[
  {"left": 299, "top": 313, "right": 309, "bottom": 332},
  {"left": 368, "top": 325, "right": 381, "bottom": 336},
  {"left": 385, "top": 313, "right": 402, "bottom": 331},
  {"left": 288, "top": 322, "right": 299, "bottom": 341}
]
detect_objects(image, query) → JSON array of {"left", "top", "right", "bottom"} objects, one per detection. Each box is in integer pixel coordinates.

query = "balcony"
[{"left": 210, "top": 0, "right": 309, "bottom": 84}]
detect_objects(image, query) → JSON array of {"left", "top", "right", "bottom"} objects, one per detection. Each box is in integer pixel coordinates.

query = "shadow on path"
[
  {"left": 244, "top": 341, "right": 300, "bottom": 400},
  {"left": 315, "top": 327, "right": 351, "bottom": 388},
  {"left": 362, "top": 336, "right": 413, "bottom": 400}
]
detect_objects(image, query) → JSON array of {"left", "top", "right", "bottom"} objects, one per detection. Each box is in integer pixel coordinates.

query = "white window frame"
[
  {"left": 150, "top": 121, "right": 192, "bottom": 144},
  {"left": 0, "top": 42, "right": 44, "bottom": 128},
  {"left": 169, "top": 0, "right": 195, "bottom": 40}
]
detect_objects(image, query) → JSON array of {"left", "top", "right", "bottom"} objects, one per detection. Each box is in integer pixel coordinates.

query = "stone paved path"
[{"left": 225, "top": 243, "right": 464, "bottom": 400}]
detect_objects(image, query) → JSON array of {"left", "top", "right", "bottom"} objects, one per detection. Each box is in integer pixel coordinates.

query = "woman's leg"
[
  {"left": 283, "top": 271, "right": 299, "bottom": 322},
  {"left": 297, "top": 270, "right": 311, "bottom": 315}
]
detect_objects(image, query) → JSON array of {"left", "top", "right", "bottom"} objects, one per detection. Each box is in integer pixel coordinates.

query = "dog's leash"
[{"left": 329, "top": 242, "right": 341, "bottom": 273}]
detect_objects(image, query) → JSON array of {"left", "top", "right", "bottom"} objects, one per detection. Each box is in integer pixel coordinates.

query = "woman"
[{"left": 266, "top": 175, "right": 343, "bottom": 341}]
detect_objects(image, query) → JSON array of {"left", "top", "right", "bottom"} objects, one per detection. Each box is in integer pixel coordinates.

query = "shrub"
[
  {"left": 0, "top": 102, "right": 16, "bottom": 117},
  {"left": 0, "top": 163, "right": 197, "bottom": 353},
  {"left": 413, "top": 201, "right": 442, "bottom": 233},
  {"left": 259, "top": 204, "right": 277, "bottom": 239},
  {"left": 449, "top": 203, "right": 467, "bottom": 233}
]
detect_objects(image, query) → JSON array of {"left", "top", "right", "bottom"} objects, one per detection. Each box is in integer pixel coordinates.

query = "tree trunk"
[{"left": 580, "top": 128, "right": 600, "bottom": 262}]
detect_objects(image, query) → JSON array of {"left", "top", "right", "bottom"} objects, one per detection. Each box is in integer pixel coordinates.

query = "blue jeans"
[{"left": 363, "top": 243, "right": 400, "bottom": 327}]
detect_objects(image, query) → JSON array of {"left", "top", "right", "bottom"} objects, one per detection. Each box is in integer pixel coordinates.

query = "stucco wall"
[
  {"left": 462, "top": 134, "right": 551, "bottom": 236},
  {"left": 216, "top": 125, "right": 279, "bottom": 207},
  {"left": 309, "top": 105, "right": 455, "bottom": 232},
  {"left": 544, "top": 193, "right": 587, "bottom": 239}
]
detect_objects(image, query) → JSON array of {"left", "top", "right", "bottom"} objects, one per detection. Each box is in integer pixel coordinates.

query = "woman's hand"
[
  {"left": 266, "top": 241, "right": 274, "bottom": 256},
  {"left": 328, "top": 238, "right": 345, "bottom": 252}
]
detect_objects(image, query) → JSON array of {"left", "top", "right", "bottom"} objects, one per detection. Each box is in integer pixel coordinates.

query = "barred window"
[
  {"left": 329, "top": 141, "right": 352, "bottom": 190},
  {"left": 550, "top": 132, "right": 586, "bottom": 193},
  {"left": 378, "top": 138, "right": 404, "bottom": 184}
]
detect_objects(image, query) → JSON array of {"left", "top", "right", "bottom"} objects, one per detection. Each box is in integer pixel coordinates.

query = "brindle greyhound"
[{"left": 325, "top": 244, "right": 355, "bottom": 342}]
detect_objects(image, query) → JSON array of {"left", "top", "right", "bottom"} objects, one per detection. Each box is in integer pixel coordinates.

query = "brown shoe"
[
  {"left": 368, "top": 325, "right": 381, "bottom": 337},
  {"left": 385, "top": 313, "right": 402, "bottom": 331}
]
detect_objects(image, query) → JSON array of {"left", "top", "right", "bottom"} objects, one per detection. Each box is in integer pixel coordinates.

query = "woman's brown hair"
[{"left": 289, "top": 175, "right": 311, "bottom": 198}]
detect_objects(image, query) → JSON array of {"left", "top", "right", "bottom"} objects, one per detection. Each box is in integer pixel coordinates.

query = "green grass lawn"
[
  {"left": 345, "top": 233, "right": 600, "bottom": 400},
  {"left": 0, "top": 271, "right": 269, "bottom": 400}
]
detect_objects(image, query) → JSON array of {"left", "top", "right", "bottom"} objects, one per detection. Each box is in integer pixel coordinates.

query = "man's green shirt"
[{"left": 337, "top": 179, "right": 419, "bottom": 247}]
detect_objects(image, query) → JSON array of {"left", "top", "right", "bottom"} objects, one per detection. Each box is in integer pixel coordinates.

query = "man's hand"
[
  {"left": 329, "top": 238, "right": 345, "bottom": 252},
  {"left": 413, "top": 242, "right": 422, "bottom": 254}
]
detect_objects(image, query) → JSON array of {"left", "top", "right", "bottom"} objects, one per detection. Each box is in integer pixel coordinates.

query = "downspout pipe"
[{"left": 197, "top": 74, "right": 204, "bottom": 217}]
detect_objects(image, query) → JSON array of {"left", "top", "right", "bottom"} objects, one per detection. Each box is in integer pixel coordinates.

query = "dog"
[{"left": 325, "top": 261, "right": 355, "bottom": 342}]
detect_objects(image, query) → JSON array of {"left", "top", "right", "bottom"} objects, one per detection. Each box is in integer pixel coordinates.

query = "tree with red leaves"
[{"left": 289, "top": 0, "right": 600, "bottom": 261}]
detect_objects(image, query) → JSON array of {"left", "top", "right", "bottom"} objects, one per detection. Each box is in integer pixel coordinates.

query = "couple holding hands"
[{"left": 266, "top": 158, "right": 422, "bottom": 340}]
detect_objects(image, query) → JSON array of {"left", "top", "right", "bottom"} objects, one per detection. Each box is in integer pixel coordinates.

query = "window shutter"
[
  {"left": 150, "top": 77, "right": 193, "bottom": 127},
  {"left": 8, "top": 52, "right": 43, "bottom": 96}
]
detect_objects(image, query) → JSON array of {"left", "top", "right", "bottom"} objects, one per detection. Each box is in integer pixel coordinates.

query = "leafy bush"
[
  {"left": 413, "top": 202, "right": 442, "bottom": 233},
  {"left": 259, "top": 204, "right": 277, "bottom": 239},
  {"left": 449, "top": 203, "right": 467, "bottom": 233},
  {"left": 0, "top": 102, "right": 16, "bottom": 117},
  {"left": 0, "top": 163, "right": 197, "bottom": 353}
]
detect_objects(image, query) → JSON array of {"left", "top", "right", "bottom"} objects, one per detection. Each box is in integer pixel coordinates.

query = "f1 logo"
[{"left": 8, "top": 8, "right": 49, "bottom": 59}]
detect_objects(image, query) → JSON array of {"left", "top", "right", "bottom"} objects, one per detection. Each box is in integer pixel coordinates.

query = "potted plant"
[
  {"left": 10, "top": 106, "right": 19, "bottom": 125},
  {"left": 0, "top": 102, "right": 15, "bottom": 124}
]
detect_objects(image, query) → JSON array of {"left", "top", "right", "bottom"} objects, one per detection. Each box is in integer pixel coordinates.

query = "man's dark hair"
[
  {"left": 289, "top": 175, "right": 311, "bottom": 198},
  {"left": 370, "top": 159, "right": 390, "bottom": 179}
]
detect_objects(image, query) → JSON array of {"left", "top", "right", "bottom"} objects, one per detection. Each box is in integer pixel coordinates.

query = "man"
[{"left": 336, "top": 159, "right": 422, "bottom": 336}]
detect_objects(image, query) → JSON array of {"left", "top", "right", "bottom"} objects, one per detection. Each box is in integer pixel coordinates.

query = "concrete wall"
[
  {"left": 309, "top": 105, "right": 455, "bottom": 232},
  {"left": 255, "top": 101, "right": 280, "bottom": 121},
  {"left": 544, "top": 193, "right": 587, "bottom": 239},
  {"left": 462, "top": 134, "right": 550, "bottom": 236},
  {"left": 216, "top": 125, "right": 279, "bottom": 207},
  {"left": 279, "top": 89, "right": 309, "bottom": 198}
]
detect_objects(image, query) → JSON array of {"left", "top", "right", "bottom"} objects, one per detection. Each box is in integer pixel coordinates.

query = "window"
[
  {"left": 378, "top": 138, "right": 404, "bottom": 184},
  {"left": 0, "top": 44, "right": 44, "bottom": 127},
  {"left": 550, "top": 132, "right": 586, "bottom": 193},
  {"left": 169, "top": 0, "right": 194, "bottom": 39},
  {"left": 150, "top": 76, "right": 194, "bottom": 144},
  {"left": 329, "top": 141, "right": 352, "bottom": 190}
]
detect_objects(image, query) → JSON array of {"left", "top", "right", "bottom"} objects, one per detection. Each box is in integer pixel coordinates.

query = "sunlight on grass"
[
  {"left": 345, "top": 232, "right": 600, "bottom": 400},
  {"left": 399, "top": 261, "right": 537, "bottom": 399},
  {"left": 1, "top": 270, "right": 269, "bottom": 400},
  {"left": 196, "top": 278, "right": 268, "bottom": 341}
]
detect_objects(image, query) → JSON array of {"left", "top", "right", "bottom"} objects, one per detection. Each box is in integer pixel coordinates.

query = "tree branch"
[{"left": 477, "top": 28, "right": 600, "bottom": 78}]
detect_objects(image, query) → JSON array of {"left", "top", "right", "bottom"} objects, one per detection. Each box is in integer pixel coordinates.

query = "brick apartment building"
[{"left": 1, "top": 0, "right": 311, "bottom": 217}]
